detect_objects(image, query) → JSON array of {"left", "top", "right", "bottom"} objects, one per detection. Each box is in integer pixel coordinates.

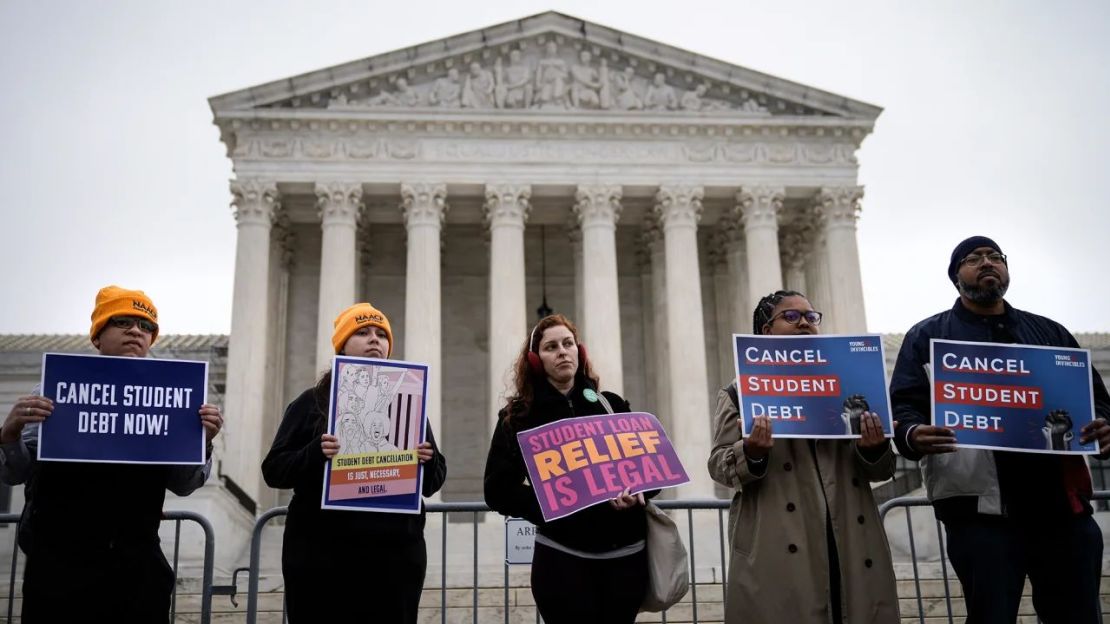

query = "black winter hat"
[{"left": 948, "top": 236, "right": 1003, "bottom": 285}]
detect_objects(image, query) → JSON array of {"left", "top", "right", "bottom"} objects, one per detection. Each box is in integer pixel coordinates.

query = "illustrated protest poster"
[
  {"left": 39, "top": 352, "right": 207, "bottom": 464},
  {"left": 930, "top": 339, "right": 1097, "bottom": 455},
  {"left": 321, "top": 356, "right": 429, "bottom": 513},
  {"left": 516, "top": 412, "right": 689, "bottom": 522},
  {"left": 733, "top": 334, "right": 894, "bottom": 439}
]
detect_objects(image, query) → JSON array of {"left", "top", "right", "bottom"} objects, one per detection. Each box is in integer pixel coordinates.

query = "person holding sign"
[
  {"left": 484, "top": 314, "right": 653, "bottom": 624},
  {"left": 262, "top": 302, "right": 446, "bottom": 624},
  {"left": 891, "top": 236, "right": 1110, "bottom": 623},
  {"left": 708, "top": 290, "right": 900, "bottom": 624},
  {"left": 0, "top": 285, "right": 223, "bottom": 623}
]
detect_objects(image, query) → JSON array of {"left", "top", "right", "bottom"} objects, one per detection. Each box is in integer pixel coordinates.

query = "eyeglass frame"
[
  {"left": 768, "top": 309, "right": 823, "bottom": 326},
  {"left": 959, "top": 252, "right": 1007, "bottom": 268},
  {"left": 107, "top": 316, "right": 158, "bottom": 334}
]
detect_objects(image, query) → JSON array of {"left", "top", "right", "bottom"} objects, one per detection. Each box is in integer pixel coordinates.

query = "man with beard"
[{"left": 891, "top": 236, "right": 1110, "bottom": 624}]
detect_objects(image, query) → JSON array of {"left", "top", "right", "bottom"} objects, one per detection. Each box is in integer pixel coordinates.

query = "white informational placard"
[{"left": 504, "top": 518, "right": 536, "bottom": 565}]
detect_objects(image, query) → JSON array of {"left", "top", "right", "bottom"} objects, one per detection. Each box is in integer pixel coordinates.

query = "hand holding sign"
[
  {"left": 2, "top": 396, "right": 53, "bottom": 444},
  {"left": 743, "top": 415, "right": 773, "bottom": 460},
  {"left": 199, "top": 404, "right": 223, "bottom": 442},
  {"left": 1080, "top": 419, "right": 1110, "bottom": 455},
  {"left": 858, "top": 413, "right": 893, "bottom": 450},
  {"left": 909, "top": 425, "right": 957, "bottom": 454}
]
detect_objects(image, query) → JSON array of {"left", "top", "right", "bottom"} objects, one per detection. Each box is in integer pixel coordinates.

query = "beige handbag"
[
  {"left": 592, "top": 390, "right": 689, "bottom": 612},
  {"left": 640, "top": 501, "right": 690, "bottom": 612}
]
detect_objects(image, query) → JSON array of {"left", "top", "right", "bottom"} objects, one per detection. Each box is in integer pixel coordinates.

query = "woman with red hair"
[{"left": 484, "top": 314, "right": 652, "bottom": 623}]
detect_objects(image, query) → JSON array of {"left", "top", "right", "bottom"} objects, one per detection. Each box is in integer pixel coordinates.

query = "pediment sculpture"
[{"left": 325, "top": 40, "right": 771, "bottom": 115}]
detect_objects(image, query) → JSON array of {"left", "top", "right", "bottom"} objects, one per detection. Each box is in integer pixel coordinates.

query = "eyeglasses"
[
  {"left": 769, "top": 309, "right": 823, "bottom": 326},
  {"left": 959, "top": 252, "right": 1007, "bottom": 268},
  {"left": 107, "top": 316, "right": 158, "bottom": 334}
]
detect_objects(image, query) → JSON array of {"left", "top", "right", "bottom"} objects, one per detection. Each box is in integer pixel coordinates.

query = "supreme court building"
[{"left": 209, "top": 11, "right": 880, "bottom": 520}]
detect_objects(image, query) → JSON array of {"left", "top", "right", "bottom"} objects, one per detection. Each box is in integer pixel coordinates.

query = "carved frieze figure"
[
  {"left": 740, "top": 98, "right": 769, "bottom": 113},
  {"left": 429, "top": 67, "right": 463, "bottom": 108},
  {"left": 533, "top": 41, "right": 569, "bottom": 109},
  {"left": 569, "top": 50, "right": 609, "bottom": 109},
  {"left": 495, "top": 49, "right": 532, "bottom": 109},
  {"left": 610, "top": 66, "right": 643, "bottom": 110},
  {"left": 679, "top": 84, "right": 708, "bottom": 111},
  {"left": 326, "top": 93, "right": 350, "bottom": 108},
  {"left": 643, "top": 72, "right": 677, "bottom": 111},
  {"left": 368, "top": 76, "right": 421, "bottom": 107},
  {"left": 462, "top": 62, "right": 496, "bottom": 108}
]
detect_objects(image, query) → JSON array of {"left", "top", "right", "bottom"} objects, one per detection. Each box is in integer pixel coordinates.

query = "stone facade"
[{"left": 208, "top": 12, "right": 883, "bottom": 516}]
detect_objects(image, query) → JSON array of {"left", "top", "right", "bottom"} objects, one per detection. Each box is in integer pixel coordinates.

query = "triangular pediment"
[{"left": 209, "top": 12, "right": 880, "bottom": 121}]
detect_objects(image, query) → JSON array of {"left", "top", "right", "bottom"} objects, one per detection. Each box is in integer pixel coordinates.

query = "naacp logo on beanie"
[{"left": 132, "top": 299, "right": 158, "bottom": 320}]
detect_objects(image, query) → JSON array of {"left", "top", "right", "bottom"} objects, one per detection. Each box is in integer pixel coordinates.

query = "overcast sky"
[{"left": 1, "top": 0, "right": 1107, "bottom": 336}]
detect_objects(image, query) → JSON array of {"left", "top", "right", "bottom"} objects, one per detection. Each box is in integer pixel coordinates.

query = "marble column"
[
  {"left": 315, "top": 182, "right": 363, "bottom": 372},
  {"left": 636, "top": 242, "right": 658, "bottom": 416},
  {"left": 709, "top": 232, "right": 735, "bottom": 388},
  {"left": 644, "top": 217, "right": 670, "bottom": 432},
  {"left": 725, "top": 220, "right": 751, "bottom": 336},
  {"left": 655, "top": 184, "right": 713, "bottom": 496},
  {"left": 401, "top": 183, "right": 447, "bottom": 440},
  {"left": 738, "top": 185, "right": 785, "bottom": 306},
  {"left": 224, "top": 179, "right": 279, "bottom": 506},
  {"left": 573, "top": 184, "right": 624, "bottom": 395},
  {"left": 567, "top": 219, "right": 584, "bottom": 329},
  {"left": 804, "top": 215, "right": 833, "bottom": 330},
  {"left": 816, "top": 186, "right": 868, "bottom": 333},
  {"left": 261, "top": 217, "right": 294, "bottom": 509},
  {"left": 485, "top": 184, "right": 531, "bottom": 423}
]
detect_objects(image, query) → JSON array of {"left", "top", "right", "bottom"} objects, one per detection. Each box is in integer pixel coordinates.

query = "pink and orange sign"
[{"left": 516, "top": 412, "right": 689, "bottom": 522}]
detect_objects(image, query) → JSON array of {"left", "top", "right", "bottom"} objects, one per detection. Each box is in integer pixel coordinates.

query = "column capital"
[
  {"left": 655, "top": 184, "right": 704, "bottom": 229},
  {"left": 707, "top": 230, "right": 731, "bottom": 270},
  {"left": 401, "top": 183, "right": 448, "bottom": 229},
  {"left": 736, "top": 185, "right": 785, "bottom": 230},
  {"left": 315, "top": 182, "right": 364, "bottom": 225},
  {"left": 273, "top": 214, "right": 297, "bottom": 270},
  {"left": 573, "top": 184, "right": 622, "bottom": 228},
  {"left": 815, "top": 186, "right": 864, "bottom": 228},
  {"left": 230, "top": 179, "right": 280, "bottom": 226},
  {"left": 484, "top": 184, "right": 531, "bottom": 229},
  {"left": 779, "top": 228, "right": 810, "bottom": 271}
]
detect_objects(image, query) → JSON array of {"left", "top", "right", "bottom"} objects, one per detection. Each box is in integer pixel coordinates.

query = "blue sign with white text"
[
  {"left": 930, "top": 340, "right": 1097, "bottom": 455},
  {"left": 39, "top": 353, "right": 208, "bottom": 464},
  {"left": 733, "top": 334, "right": 894, "bottom": 438}
]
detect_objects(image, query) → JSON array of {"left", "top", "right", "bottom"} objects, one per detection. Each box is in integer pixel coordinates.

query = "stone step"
[{"left": 2, "top": 574, "right": 1107, "bottom": 622}]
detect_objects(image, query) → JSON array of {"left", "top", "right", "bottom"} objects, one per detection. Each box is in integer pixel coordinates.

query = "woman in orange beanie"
[{"left": 262, "top": 302, "right": 447, "bottom": 623}]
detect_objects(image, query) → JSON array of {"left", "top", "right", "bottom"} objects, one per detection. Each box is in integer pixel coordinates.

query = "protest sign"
[
  {"left": 321, "top": 356, "right": 429, "bottom": 513},
  {"left": 733, "top": 334, "right": 894, "bottom": 439},
  {"left": 516, "top": 412, "right": 688, "bottom": 523},
  {"left": 931, "top": 339, "right": 1097, "bottom": 454},
  {"left": 39, "top": 352, "right": 207, "bottom": 464}
]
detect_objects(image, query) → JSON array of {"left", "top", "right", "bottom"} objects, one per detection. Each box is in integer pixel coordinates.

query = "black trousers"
[
  {"left": 530, "top": 542, "right": 648, "bottom": 624},
  {"left": 282, "top": 530, "right": 427, "bottom": 623},
  {"left": 22, "top": 540, "right": 175, "bottom": 624},
  {"left": 943, "top": 513, "right": 1103, "bottom": 624}
]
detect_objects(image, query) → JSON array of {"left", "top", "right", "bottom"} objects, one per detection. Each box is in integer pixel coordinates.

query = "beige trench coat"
[{"left": 707, "top": 387, "right": 901, "bottom": 624}]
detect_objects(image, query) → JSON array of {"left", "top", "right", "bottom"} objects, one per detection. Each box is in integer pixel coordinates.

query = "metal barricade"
[
  {"left": 0, "top": 510, "right": 216, "bottom": 624},
  {"left": 245, "top": 499, "right": 732, "bottom": 624},
  {"left": 878, "top": 490, "right": 1110, "bottom": 624}
]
